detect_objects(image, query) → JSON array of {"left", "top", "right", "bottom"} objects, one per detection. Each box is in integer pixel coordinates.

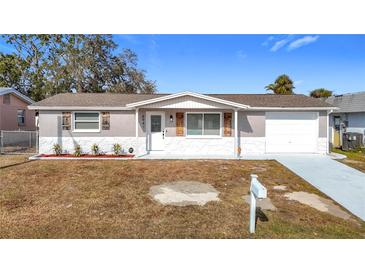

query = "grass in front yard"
[
  {"left": 0, "top": 154, "right": 31, "bottom": 168},
  {"left": 0, "top": 156, "right": 364, "bottom": 239},
  {"left": 332, "top": 148, "right": 365, "bottom": 172}
]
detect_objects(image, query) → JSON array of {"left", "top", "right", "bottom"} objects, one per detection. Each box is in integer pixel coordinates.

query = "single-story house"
[
  {"left": 326, "top": 91, "right": 365, "bottom": 147},
  {"left": 28, "top": 91, "right": 335, "bottom": 157},
  {"left": 0, "top": 87, "right": 36, "bottom": 131}
]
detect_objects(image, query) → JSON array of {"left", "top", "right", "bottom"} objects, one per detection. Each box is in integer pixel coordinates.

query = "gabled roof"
[
  {"left": 29, "top": 91, "right": 336, "bottom": 110},
  {"left": 0, "top": 87, "right": 35, "bottom": 105},
  {"left": 125, "top": 91, "right": 250, "bottom": 109},
  {"left": 326, "top": 91, "right": 365, "bottom": 113}
]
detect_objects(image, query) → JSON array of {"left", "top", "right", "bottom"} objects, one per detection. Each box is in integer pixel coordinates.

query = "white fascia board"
[
  {"left": 248, "top": 107, "right": 339, "bottom": 111},
  {"left": 28, "top": 106, "right": 133, "bottom": 111},
  {"left": 126, "top": 91, "right": 250, "bottom": 109}
]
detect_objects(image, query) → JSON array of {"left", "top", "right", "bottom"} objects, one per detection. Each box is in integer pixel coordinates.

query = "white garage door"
[{"left": 266, "top": 112, "right": 318, "bottom": 153}]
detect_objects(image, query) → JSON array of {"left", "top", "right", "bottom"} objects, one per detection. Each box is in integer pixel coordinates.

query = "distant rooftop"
[
  {"left": 0, "top": 87, "right": 35, "bottom": 104},
  {"left": 326, "top": 91, "right": 365, "bottom": 113}
]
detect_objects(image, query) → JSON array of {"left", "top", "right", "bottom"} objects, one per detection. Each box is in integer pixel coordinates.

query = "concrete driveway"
[{"left": 270, "top": 154, "right": 365, "bottom": 221}]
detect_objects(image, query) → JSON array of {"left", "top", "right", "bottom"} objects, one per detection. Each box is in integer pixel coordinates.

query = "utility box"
[{"left": 342, "top": 132, "right": 364, "bottom": 151}]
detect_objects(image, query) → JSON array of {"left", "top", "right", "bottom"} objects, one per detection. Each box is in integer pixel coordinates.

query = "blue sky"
[{"left": 1, "top": 35, "right": 364, "bottom": 95}]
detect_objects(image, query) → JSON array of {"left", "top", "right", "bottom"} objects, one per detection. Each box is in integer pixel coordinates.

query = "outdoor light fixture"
[{"left": 170, "top": 115, "right": 173, "bottom": 123}]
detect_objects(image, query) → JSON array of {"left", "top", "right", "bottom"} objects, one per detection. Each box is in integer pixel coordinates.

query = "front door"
[{"left": 147, "top": 112, "right": 165, "bottom": 151}]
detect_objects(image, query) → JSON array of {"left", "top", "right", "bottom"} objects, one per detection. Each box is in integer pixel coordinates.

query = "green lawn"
[{"left": 332, "top": 148, "right": 365, "bottom": 172}]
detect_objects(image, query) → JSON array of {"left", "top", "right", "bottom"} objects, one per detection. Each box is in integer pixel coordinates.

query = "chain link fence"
[{"left": 0, "top": 130, "right": 38, "bottom": 154}]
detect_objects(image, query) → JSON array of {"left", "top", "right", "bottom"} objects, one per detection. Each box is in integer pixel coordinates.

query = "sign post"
[{"left": 249, "top": 174, "right": 267, "bottom": 234}]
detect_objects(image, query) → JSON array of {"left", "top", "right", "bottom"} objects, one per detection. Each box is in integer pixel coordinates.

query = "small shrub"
[
  {"left": 53, "top": 144, "right": 62, "bottom": 155},
  {"left": 113, "top": 143, "right": 122, "bottom": 155},
  {"left": 74, "top": 144, "right": 82, "bottom": 157},
  {"left": 91, "top": 144, "right": 100, "bottom": 155}
]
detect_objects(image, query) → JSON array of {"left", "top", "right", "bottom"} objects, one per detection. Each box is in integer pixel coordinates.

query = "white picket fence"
[{"left": 0, "top": 130, "right": 38, "bottom": 154}]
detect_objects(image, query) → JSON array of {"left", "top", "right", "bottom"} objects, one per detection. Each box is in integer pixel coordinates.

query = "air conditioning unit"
[{"left": 342, "top": 132, "right": 364, "bottom": 151}]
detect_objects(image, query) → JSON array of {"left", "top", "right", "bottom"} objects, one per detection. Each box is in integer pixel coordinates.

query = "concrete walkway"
[{"left": 256, "top": 154, "right": 365, "bottom": 221}]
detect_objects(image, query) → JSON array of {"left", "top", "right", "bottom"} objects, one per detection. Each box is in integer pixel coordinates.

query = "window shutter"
[
  {"left": 176, "top": 112, "right": 184, "bottom": 136},
  {"left": 102, "top": 112, "right": 110, "bottom": 130},
  {"left": 224, "top": 113, "right": 232, "bottom": 137},
  {"left": 62, "top": 112, "right": 71, "bottom": 130}
]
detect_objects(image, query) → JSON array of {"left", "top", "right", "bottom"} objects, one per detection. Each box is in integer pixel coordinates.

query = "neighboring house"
[
  {"left": 0, "top": 87, "right": 36, "bottom": 131},
  {"left": 29, "top": 91, "right": 335, "bottom": 157},
  {"left": 326, "top": 91, "right": 365, "bottom": 147}
]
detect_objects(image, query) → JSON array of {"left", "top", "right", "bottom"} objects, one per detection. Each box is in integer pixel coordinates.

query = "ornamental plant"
[
  {"left": 53, "top": 144, "right": 62, "bottom": 155},
  {"left": 113, "top": 143, "right": 122, "bottom": 155},
  {"left": 74, "top": 144, "right": 82, "bottom": 157},
  {"left": 91, "top": 144, "right": 100, "bottom": 155}
]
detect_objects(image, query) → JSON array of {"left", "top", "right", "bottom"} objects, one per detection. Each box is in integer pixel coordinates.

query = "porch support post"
[
  {"left": 135, "top": 108, "right": 139, "bottom": 156},
  {"left": 234, "top": 109, "right": 240, "bottom": 158}
]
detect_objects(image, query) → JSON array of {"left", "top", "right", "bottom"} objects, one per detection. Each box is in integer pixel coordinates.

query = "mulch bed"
[{"left": 39, "top": 154, "right": 135, "bottom": 158}]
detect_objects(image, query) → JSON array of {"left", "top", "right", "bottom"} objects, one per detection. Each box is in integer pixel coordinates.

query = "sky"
[{"left": 1, "top": 34, "right": 364, "bottom": 95}]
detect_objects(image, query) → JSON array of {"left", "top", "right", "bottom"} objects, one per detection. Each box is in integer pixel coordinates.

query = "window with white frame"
[
  {"left": 74, "top": 112, "right": 100, "bottom": 131},
  {"left": 17, "top": 109, "right": 25, "bottom": 126},
  {"left": 186, "top": 113, "right": 221, "bottom": 136}
]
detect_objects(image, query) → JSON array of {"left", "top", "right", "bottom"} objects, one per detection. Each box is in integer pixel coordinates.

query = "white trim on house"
[
  {"left": 126, "top": 91, "right": 250, "bottom": 109},
  {"left": 72, "top": 111, "right": 101, "bottom": 133},
  {"left": 249, "top": 107, "right": 337, "bottom": 111}
]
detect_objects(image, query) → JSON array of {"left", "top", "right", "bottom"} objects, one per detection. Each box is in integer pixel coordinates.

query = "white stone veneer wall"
[
  {"left": 39, "top": 137, "right": 147, "bottom": 155},
  {"left": 317, "top": 137, "right": 328, "bottom": 154},
  {"left": 39, "top": 136, "right": 235, "bottom": 156},
  {"left": 240, "top": 137, "right": 266, "bottom": 155},
  {"left": 162, "top": 137, "right": 235, "bottom": 156},
  {"left": 39, "top": 136, "right": 328, "bottom": 156}
]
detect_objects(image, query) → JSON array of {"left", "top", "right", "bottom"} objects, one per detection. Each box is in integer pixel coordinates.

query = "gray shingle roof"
[
  {"left": 30, "top": 92, "right": 334, "bottom": 108},
  {"left": 326, "top": 91, "right": 365, "bottom": 113}
]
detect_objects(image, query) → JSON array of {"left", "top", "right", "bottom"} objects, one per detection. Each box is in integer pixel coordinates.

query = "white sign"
[{"left": 249, "top": 174, "right": 267, "bottom": 234}]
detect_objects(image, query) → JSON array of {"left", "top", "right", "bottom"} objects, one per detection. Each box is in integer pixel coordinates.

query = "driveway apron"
[{"left": 273, "top": 155, "right": 365, "bottom": 221}]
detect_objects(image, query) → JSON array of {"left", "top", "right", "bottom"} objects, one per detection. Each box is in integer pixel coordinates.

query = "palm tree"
[
  {"left": 310, "top": 88, "right": 333, "bottom": 98},
  {"left": 265, "top": 74, "right": 295, "bottom": 95}
]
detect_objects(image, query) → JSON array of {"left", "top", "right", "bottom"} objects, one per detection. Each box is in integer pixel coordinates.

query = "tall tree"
[
  {"left": 310, "top": 88, "right": 333, "bottom": 98},
  {"left": 0, "top": 53, "right": 28, "bottom": 92},
  {"left": 1, "top": 35, "right": 156, "bottom": 101},
  {"left": 265, "top": 74, "right": 295, "bottom": 95}
]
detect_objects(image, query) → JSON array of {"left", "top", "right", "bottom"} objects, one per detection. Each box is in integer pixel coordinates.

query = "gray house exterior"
[
  {"left": 29, "top": 91, "right": 335, "bottom": 157},
  {"left": 326, "top": 91, "right": 365, "bottom": 147}
]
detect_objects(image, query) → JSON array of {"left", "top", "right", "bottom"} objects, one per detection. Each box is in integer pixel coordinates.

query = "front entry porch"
[
  {"left": 131, "top": 92, "right": 245, "bottom": 158},
  {"left": 135, "top": 107, "right": 241, "bottom": 158}
]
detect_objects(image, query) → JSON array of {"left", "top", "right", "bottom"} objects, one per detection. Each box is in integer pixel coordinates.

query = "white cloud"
[
  {"left": 270, "top": 38, "right": 290, "bottom": 52},
  {"left": 294, "top": 80, "right": 303, "bottom": 85},
  {"left": 236, "top": 50, "right": 247, "bottom": 60},
  {"left": 288, "top": 35, "right": 319, "bottom": 51},
  {"left": 261, "top": 36, "right": 275, "bottom": 46}
]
